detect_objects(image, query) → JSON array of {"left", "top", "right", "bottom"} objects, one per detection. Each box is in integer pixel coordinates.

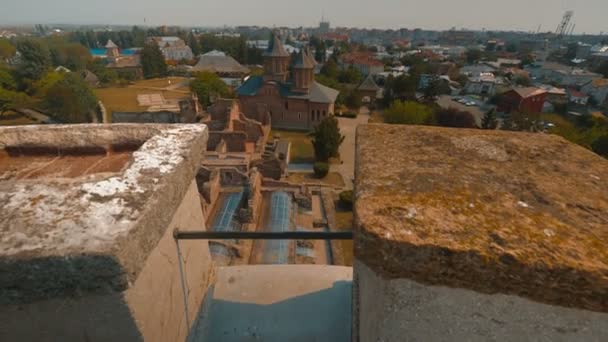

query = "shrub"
[
  {"left": 339, "top": 190, "right": 354, "bottom": 210},
  {"left": 313, "top": 162, "right": 329, "bottom": 178},
  {"left": 384, "top": 100, "right": 434, "bottom": 125}
]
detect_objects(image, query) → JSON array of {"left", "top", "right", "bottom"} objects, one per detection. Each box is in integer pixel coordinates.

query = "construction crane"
[{"left": 555, "top": 10, "right": 574, "bottom": 39}]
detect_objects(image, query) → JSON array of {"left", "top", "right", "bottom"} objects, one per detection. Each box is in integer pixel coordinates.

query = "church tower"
[
  {"left": 263, "top": 34, "right": 290, "bottom": 82},
  {"left": 105, "top": 39, "right": 120, "bottom": 62},
  {"left": 291, "top": 47, "right": 315, "bottom": 93}
]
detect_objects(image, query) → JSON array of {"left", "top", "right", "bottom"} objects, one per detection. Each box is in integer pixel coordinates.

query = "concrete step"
[{"left": 189, "top": 265, "right": 352, "bottom": 342}]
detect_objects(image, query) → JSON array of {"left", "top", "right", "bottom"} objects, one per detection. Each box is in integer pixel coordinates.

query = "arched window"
[{"left": 322, "top": 110, "right": 326, "bottom": 117}]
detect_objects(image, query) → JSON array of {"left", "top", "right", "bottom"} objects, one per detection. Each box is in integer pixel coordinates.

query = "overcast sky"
[{"left": 2, "top": 0, "right": 607, "bottom": 34}]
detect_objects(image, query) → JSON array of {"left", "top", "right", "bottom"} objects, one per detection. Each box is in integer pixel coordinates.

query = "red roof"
[
  {"left": 511, "top": 87, "right": 547, "bottom": 99},
  {"left": 568, "top": 88, "right": 588, "bottom": 98},
  {"left": 340, "top": 52, "right": 384, "bottom": 67}
]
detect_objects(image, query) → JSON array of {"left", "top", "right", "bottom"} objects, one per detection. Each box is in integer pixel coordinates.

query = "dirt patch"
[{"left": 0, "top": 148, "right": 135, "bottom": 181}]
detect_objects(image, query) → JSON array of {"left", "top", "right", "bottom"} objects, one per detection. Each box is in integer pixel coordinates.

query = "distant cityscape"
[{"left": 1, "top": 8, "right": 608, "bottom": 342}]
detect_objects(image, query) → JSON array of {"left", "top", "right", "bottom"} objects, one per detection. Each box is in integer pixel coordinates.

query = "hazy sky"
[{"left": 2, "top": 0, "right": 607, "bottom": 34}]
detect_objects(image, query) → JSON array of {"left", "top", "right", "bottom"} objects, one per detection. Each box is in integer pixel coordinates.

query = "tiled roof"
[
  {"left": 340, "top": 52, "right": 384, "bottom": 67},
  {"left": 511, "top": 87, "right": 547, "bottom": 98},
  {"left": 105, "top": 39, "right": 118, "bottom": 49},
  {"left": 192, "top": 54, "right": 250, "bottom": 74},
  {"left": 358, "top": 74, "right": 380, "bottom": 91},
  {"left": 237, "top": 76, "right": 339, "bottom": 104},
  {"left": 293, "top": 49, "right": 314, "bottom": 69},
  {"left": 263, "top": 35, "right": 289, "bottom": 58},
  {"left": 590, "top": 79, "right": 608, "bottom": 88}
]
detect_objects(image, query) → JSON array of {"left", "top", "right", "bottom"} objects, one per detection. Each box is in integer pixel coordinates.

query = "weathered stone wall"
[
  {"left": 0, "top": 180, "right": 214, "bottom": 342},
  {"left": 354, "top": 260, "right": 608, "bottom": 342},
  {"left": 207, "top": 132, "right": 248, "bottom": 152}
]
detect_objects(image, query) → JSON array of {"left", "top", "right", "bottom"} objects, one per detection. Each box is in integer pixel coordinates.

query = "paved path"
[
  {"left": 190, "top": 265, "right": 352, "bottom": 342},
  {"left": 332, "top": 109, "right": 369, "bottom": 190}
]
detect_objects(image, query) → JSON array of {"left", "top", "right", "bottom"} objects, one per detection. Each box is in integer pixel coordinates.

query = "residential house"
[
  {"left": 460, "top": 64, "right": 496, "bottom": 77},
  {"left": 81, "top": 70, "right": 99, "bottom": 87},
  {"left": 464, "top": 73, "right": 501, "bottom": 97},
  {"left": 148, "top": 36, "right": 194, "bottom": 61},
  {"left": 498, "top": 87, "right": 547, "bottom": 114},
  {"left": 191, "top": 50, "right": 250, "bottom": 86},
  {"left": 357, "top": 74, "right": 381, "bottom": 104},
  {"left": 525, "top": 62, "right": 602, "bottom": 87},
  {"left": 338, "top": 52, "right": 384, "bottom": 76},
  {"left": 539, "top": 85, "right": 567, "bottom": 104},
  {"left": 237, "top": 36, "right": 339, "bottom": 130},
  {"left": 567, "top": 88, "right": 589, "bottom": 105},
  {"left": 581, "top": 79, "right": 608, "bottom": 108},
  {"left": 105, "top": 39, "right": 143, "bottom": 79}
]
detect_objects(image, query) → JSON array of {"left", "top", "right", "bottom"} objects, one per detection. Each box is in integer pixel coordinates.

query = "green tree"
[
  {"left": 345, "top": 90, "right": 362, "bottom": 109},
  {"left": 595, "top": 61, "right": 608, "bottom": 78},
  {"left": 592, "top": 134, "right": 608, "bottom": 158},
  {"left": 88, "top": 59, "right": 118, "bottom": 85},
  {"left": 140, "top": 43, "right": 167, "bottom": 79},
  {"left": 310, "top": 116, "right": 345, "bottom": 162},
  {"left": 187, "top": 32, "right": 202, "bottom": 56},
  {"left": 44, "top": 73, "right": 97, "bottom": 123},
  {"left": 514, "top": 74, "right": 532, "bottom": 86},
  {"left": 435, "top": 107, "right": 477, "bottom": 128},
  {"left": 465, "top": 48, "right": 482, "bottom": 64},
  {"left": 384, "top": 100, "right": 434, "bottom": 125},
  {"left": 338, "top": 66, "right": 362, "bottom": 84},
  {"left": 190, "top": 71, "right": 230, "bottom": 107},
  {"left": 31, "top": 71, "right": 65, "bottom": 96},
  {"left": 16, "top": 39, "right": 51, "bottom": 81},
  {"left": 481, "top": 109, "right": 498, "bottom": 129},
  {"left": 49, "top": 42, "right": 91, "bottom": 70},
  {"left": 320, "top": 59, "right": 339, "bottom": 79},
  {"left": 0, "top": 38, "right": 16, "bottom": 61},
  {"left": 0, "top": 65, "right": 17, "bottom": 90},
  {"left": 0, "top": 88, "right": 30, "bottom": 115},
  {"left": 313, "top": 162, "right": 329, "bottom": 178}
]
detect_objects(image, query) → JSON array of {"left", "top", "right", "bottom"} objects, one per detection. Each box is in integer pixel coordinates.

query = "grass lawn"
[
  {"left": 335, "top": 208, "right": 353, "bottom": 266},
  {"left": 286, "top": 172, "right": 345, "bottom": 187},
  {"left": 95, "top": 78, "right": 192, "bottom": 117},
  {"left": 133, "top": 77, "right": 189, "bottom": 88},
  {"left": 271, "top": 129, "right": 315, "bottom": 163}
]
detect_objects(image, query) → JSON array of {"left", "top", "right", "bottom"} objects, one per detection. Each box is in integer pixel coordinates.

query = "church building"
[{"left": 237, "top": 35, "right": 339, "bottom": 130}]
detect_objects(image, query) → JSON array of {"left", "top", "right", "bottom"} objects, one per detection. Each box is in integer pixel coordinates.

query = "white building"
[{"left": 148, "top": 36, "right": 194, "bottom": 61}]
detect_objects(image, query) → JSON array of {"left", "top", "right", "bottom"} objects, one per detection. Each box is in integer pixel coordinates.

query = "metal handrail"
[{"left": 173, "top": 230, "right": 353, "bottom": 240}]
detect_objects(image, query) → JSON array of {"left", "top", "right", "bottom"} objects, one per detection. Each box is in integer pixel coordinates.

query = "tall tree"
[
  {"left": 187, "top": 32, "right": 201, "bottom": 56},
  {"left": 16, "top": 39, "right": 51, "bottom": 81},
  {"left": 0, "top": 38, "right": 16, "bottom": 61},
  {"left": 0, "top": 88, "right": 30, "bottom": 115},
  {"left": 481, "top": 109, "right": 498, "bottom": 129},
  {"left": 44, "top": 73, "right": 97, "bottom": 123},
  {"left": 465, "top": 48, "right": 482, "bottom": 64},
  {"left": 190, "top": 71, "right": 230, "bottom": 107},
  {"left": 140, "top": 43, "right": 167, "bottom": 79},
  {"left": 310, "top": 116, "right": 345, "bottom": 162}
]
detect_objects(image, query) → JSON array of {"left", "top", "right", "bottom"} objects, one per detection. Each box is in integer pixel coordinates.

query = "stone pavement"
[{"left": 332, "top": 108, "right": 370, "bottom": 190}]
